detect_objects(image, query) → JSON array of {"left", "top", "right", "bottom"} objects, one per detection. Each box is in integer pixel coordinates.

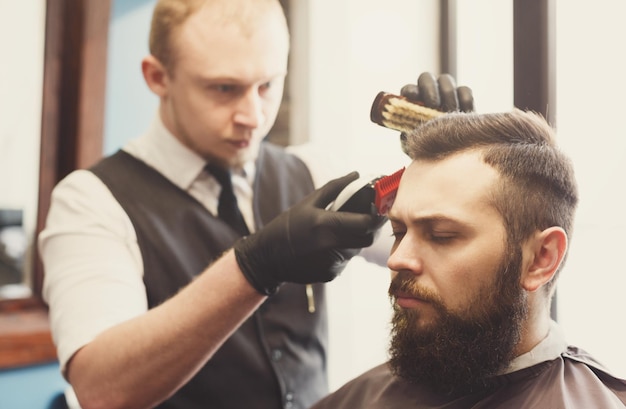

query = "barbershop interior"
[{"left": 1, "top": 0, "right": 625, "bottom": 408}]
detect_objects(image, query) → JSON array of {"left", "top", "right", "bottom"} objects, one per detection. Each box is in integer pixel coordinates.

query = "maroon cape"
[{"left": 311, "top": 347, "right": 626, "bottom": 408}]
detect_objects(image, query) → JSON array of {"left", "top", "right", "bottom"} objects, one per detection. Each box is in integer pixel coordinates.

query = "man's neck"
[
  {"left": 505, "top": 317, "right": 567, "bottom": 374},
  {"left": 516, "top": 310, "right": 551, "bottom": 357}
]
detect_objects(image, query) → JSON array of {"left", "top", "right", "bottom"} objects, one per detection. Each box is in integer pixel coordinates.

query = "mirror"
[
  {"left": 0, "top": 0, "right": 110, "bottom": 369},
  {"left": 0, "top": 1, "right": 46, "bottom": 300}
]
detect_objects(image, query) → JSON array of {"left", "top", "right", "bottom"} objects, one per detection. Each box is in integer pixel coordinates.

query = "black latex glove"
[
  {"left": 233, "top": 172, "right": 385, "bottom": 295},
  {"left": 400, "top": 72, "right": 474, "bottom": 112},
  {"left": 398, "top": 72, "right": 474, "bottom": 153}
]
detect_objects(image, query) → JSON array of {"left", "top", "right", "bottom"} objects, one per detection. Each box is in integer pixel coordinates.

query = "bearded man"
[{"left": 311, "top": 109, "right": 626, "bottom": 408}]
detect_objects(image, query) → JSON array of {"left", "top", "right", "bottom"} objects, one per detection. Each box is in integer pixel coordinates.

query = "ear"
[
  {"left": 141, "top": 55, "right": 169, "bottom": 97},
  {"left": 521, "top": 227, "right": 568, "bottom": 292}
]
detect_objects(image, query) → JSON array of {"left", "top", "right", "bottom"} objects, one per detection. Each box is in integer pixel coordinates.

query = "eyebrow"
[
  {"left": 196, "top": 75, "right": 245, "bottom": 84},
  {"left": 199, "top": 72, "right": 286, "bottom": 84},
  {"left": 388, "top": 214, "right": 469, "bottom": 228}
]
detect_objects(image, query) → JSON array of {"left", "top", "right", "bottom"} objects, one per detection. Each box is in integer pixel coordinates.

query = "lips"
[
  {"left": 395, "top": 290, "right": 428, "bottom": 301},
  {"left": 228, "top": 139, "right": 250, "bottom": 149},
  {"left": 391, "top": 286, "right": 435, "bottom": 309},
  {"left": 396, "top": 295, "right": 429, "bottom": 309}
]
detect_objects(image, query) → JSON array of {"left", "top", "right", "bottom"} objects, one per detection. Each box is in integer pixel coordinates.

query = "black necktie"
[{"left": 205, "top": 163, "right": 250, "bottom": 236}]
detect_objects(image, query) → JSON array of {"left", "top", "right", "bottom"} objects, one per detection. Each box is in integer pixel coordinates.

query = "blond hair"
[{"left": 149, "top": 0, "right": 287, "bottom": 72}]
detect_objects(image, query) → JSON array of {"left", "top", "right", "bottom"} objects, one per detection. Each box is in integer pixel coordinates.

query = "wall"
[
  {"left": 0, "top": 362, "right": 68, "bottom": 408},
  {"left": 104, "top": 0, "right": 158, "bottom": 155},
  {"left": 555, "top": 0, "right": 626, "bottom": 377},
  {"left": 456, "top": 0, "right": 514, "bottom": 112}
]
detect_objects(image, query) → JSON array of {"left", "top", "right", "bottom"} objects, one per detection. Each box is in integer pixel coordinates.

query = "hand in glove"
[
  {"left": 397, "top": 72, "right": 474, "bottom": 153},
  {"left": 400, "top": 72, "right": 474, "bottom": 113},
  {"left": 234, "top": 172, "right": 385, "bottom": 295}
]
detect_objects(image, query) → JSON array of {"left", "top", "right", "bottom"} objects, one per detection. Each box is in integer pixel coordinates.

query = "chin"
[
  {"left": 230, "top": 150, "right": 253, "bottom": 168},
  {"left": 239, "top": 139, "right": 262, "bottom": 164}
]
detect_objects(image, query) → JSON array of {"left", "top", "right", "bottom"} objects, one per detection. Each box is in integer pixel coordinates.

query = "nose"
[
  {"left": 387, "top": 235, "right": 423, "bottom": 275},
  {"left": 233, "top": 88, "right": 265, "bottom": 129}
]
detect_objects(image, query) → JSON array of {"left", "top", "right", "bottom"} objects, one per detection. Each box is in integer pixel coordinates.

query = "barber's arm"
[{"left": 66, "top": 171, "right": 381, "bottom": 409}]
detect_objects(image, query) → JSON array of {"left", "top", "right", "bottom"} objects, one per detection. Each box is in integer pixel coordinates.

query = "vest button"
[{"left": 271, "top": 348, "right": 283, "bottom": 361}]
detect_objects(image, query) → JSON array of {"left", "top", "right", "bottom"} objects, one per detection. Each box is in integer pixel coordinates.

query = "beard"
[{"left": 388, "top": 245, "right": 528, "bottom": 395}]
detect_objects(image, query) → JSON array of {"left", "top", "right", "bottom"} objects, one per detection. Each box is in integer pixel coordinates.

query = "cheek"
[
  {"left": 259, "top": 98, "right": 282, "bottom": 128},
  {"left": 432, "top": 247, "right": 503, "bottom": 311},
  {"left": 178, "top": 95, "right": 229, "bottom": 134},
  {"left": 264, "top": 83, "right": 285, "bottom": 109},
  {"left": 172, "top": 84, "right": 228, "bottom": 125}
]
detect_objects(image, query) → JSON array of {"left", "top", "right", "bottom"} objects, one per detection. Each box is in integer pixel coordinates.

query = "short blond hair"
[{"left": 148, "top": 0, "right": 288, "bottom": 72}]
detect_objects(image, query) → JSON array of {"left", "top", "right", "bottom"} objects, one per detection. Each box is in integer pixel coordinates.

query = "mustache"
[{"left": 388, "top": 275, "right": 442, "bottom": 306}]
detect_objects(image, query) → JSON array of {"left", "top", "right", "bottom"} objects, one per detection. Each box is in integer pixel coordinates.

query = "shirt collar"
[
  {"left": 504, "top": 320, "right": 569, "bottom": 373},
  {"left": 123, "top": 114, "right": 215, "bottom": 191}
]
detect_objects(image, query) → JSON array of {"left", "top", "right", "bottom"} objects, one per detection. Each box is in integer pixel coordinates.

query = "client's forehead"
[{"left": 389, "top": 150, "right": 501, "bottom": 223}]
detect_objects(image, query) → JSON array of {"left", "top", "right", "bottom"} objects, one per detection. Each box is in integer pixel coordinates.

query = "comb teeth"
[
  {"left": 374, "top": 167, "right": 405, "bottom": 215},
  {"left": 370, "top": 92, "right": 443, "bottom": 133}
]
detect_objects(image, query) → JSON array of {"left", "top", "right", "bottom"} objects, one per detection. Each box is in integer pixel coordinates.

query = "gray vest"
[{"left": 90, "top": 142, "right": 328, "bottom": 409}]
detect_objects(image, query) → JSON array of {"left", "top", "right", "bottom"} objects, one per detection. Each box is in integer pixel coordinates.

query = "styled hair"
[
  {"left": 148, "top": 0, "right": 287, "bottom": 73},
  {"left": 404, "top": 109, "right": 579, "bottom": 289}
]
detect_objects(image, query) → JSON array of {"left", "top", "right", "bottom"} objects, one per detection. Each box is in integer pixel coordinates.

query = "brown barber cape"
[{"left": 311, "top": 347, "right": 626, "bottom": 408}]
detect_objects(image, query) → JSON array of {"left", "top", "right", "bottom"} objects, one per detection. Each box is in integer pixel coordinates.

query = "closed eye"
[
  {"left": 429, "top": 233, "right": 457, "bottom": 244},
  {"left": 391, "top": 230, "right": 406, "bottom": 242},
  {"left": 211, "top": 84, "right": 240, "bottom": 94}
]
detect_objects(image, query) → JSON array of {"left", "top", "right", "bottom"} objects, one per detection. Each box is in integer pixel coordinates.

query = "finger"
[
  {"left": 400, "top": 84, "right": 420, "bottom": 102},
  {"left": 369, "top": 214, "right": 388, "bottom": 232},
  {"left": 438, "top": 74, "right": 460, "bottom": 112},
  {"left": 318, "top": 230, "right": 375, "bottom": 251},
  {"left": 322, "top": 212, "right": 380, "bottom": 240},
  {"left": 417, "top": 72, "right": 440, "bottom": 108},
  {"left": 297, "top": 212, "right": 375, "bottom": 254},
  {"left": 335, "top": 230, "right": 376, "bottom": 249},
  {"left": 457, "top": 86, "right": 475, "bottom": 112},
  {"left": 310, "top": 171, "right": 360, "bottom": 208}
]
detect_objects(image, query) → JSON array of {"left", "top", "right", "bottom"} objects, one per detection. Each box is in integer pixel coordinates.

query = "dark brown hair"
[{"left": 404, "top": 109, "right": 578, "bottom": 290}]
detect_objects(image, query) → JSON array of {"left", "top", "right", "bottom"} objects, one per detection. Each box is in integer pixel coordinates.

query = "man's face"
[
  {"left": 157, "top": 6, "right": 289, "bottom": 168},
  {"left": 386, "top": 151, "right": 528, "bottom": 393}
]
